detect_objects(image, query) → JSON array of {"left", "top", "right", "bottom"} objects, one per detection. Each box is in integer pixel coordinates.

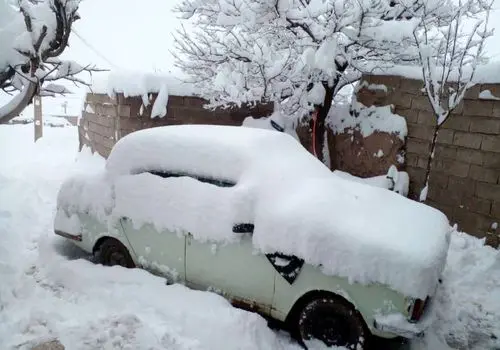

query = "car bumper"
[{"left": 373, "top": 302, "right": 435, "bottom": 339}]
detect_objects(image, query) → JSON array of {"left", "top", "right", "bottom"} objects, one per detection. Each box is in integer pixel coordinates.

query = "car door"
[
  {"left": 120, "top": 218, "right": 186, "bottom": 283},
  {"left": 186, "top": 231, "right": 276, "bottom": 314},
  {"left": 183, "top": 177, "right": 276, "bottom": 314},
  {"left": 115, "top": 171, "right": 187, "bottom": 283}
]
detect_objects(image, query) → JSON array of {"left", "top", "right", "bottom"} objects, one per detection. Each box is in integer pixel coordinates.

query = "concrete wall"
[
  {"left": 79, "top": 93, "right": 274, "bottom": 158},
  {"left": 358, "top": 75, "right": 500, "bottom": 245}
]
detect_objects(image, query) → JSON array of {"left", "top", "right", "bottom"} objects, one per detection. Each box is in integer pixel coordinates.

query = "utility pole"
[{"left": 34, "top": 94, "right": 43, "bottom": 142}]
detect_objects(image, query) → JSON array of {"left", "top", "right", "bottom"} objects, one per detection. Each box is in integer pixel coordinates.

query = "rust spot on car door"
[{"left": 231, "top": 297, "right": 269, "bottom": 315}]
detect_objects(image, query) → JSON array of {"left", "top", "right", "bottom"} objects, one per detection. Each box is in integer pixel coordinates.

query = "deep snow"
[{"left": 0, "top": 124, "right": 499, "bottom": 350}]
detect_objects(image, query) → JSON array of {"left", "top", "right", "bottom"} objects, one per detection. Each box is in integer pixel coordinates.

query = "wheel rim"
[
  {"left": 109, "top": 251, "right": 126, "bottom": 266},
  {"left": 312, "top": 315, "right": 352, "bottom": 346},
  {"left": 302, "top": 316, "right": 353, "bottom": 347},
  {"left": 299, "top": 304, "right": 363, "bottom": 349},
  {"left": 102, "top": 245, "right": 128, "bottom": 267}
]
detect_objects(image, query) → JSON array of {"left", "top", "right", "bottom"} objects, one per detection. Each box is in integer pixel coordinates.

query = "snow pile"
[
  {"left": 328, "top": 102, "right": 407, "bottom": 140},
  {"left": 58, "top": 125, "right": 450, "bottom": 298},
  {"left": 10, "top": 115, "right": 73, "bottom": 127},
  {"left": 0, "top": 124, "right": 302, "bottom": 350},
  {"left": 409, "top": 231, "right": 500, "bottom": 350}
]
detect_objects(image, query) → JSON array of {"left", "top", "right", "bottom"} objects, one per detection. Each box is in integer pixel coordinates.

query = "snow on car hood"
[{"left": 252, "top": 175, "right": 451, "bottom": 299}]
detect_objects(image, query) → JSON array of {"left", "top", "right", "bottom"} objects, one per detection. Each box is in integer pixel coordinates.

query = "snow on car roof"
[
  {"left": 67, "top": 125, "right": 450, "bottom": 298},
  {"left": 106, "top": 124, "right": 330, "bottom": 182}
]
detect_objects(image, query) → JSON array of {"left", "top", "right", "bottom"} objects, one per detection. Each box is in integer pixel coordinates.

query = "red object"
[
  {"left": 410, "top": 297, "right": 429, "bottom": 322},
  {"left": 311, "top": 108, "right": 318, "bottom": 157}
]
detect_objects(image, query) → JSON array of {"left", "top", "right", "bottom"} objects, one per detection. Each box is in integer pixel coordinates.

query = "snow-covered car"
[{"left": 54, "top": 125, "right": 451, "bottom": 349}]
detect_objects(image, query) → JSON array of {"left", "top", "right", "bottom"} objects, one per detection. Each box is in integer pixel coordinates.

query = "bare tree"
[
  {"left": 173, "top": 0, "right": 457, "bottom": 165},
  {"left": 0, "top": 0, "right": 102, "bottom": 124},
  {"left": 410, "top": 0, "right": 493, "bottom": 201}
]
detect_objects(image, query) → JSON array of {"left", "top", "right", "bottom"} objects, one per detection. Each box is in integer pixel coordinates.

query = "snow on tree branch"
[
  {"left": 0, "top": 0, "right": 104, "bottom": 124},
  {"left": 409, "top": 0, "right": 493, "bottom": 201},
  {"left": 412, "top": 0, "right": 493, "bottom": 125},
  {"left": 173, "top": 0, "right": 465, "bottom": 165}
]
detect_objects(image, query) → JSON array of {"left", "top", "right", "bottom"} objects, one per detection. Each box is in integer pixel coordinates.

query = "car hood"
[{"left": 251, "top": 176, "right": 451, "bottom": 299}]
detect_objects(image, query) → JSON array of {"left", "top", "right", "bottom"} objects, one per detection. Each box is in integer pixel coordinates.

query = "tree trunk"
[
  {"left": 312, "top": 82, "right": 335, "bottom": 167},
  {"left": 421, "top": 124, "right": 440, "bottom": 202}
]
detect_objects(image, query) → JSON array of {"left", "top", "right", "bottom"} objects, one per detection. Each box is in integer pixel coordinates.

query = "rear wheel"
[
  {"left": 96, "top": 238, "right": 135, "bottom": 268},
  {"left": 296, "top": 297, "right": 369, "bottom": 349}
]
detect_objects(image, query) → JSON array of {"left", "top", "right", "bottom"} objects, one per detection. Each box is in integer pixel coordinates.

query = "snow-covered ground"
[{"left": 0, "top": 124, "right": 499, "bottom": 350}]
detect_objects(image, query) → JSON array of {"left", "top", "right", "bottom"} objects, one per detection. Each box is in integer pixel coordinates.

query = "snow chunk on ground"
[
  {"left": 328, "top": 103, "right": 407, "bottom": 140},
  {"left": 9, "top": 115, "right": 72, "bottom": 127},
  {"left": 425, "top": 231, "right": 500, "bottom": 349},
  {"left": 420, "top": 184, "right": 429, "bottom": 202},
  {"left": 61, "top": 125, "right": 450, "bottom": 298}
]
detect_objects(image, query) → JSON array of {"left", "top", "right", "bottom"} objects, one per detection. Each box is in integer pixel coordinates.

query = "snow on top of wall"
[
  {"left": 58, "top": 124, "right": 450, "bottom": 298},
  {"left": 90, "top": 70, "right": 197, "bottom": 97},
  {"left": 479, "top": 89, "right": 500, "bottom": 100},
  {"left": 328, "top": 102, "right": 407, "bottom": 140},
  {"left": 365, "top": 62, "right": 500, "bottom": 84},
  {"left": 88, "top": 70, "right": 198, "bottom": 118}
]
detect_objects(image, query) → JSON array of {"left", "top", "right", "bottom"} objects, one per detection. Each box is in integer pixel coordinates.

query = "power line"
[{"left": 71, "top": 29, "right": 119, "bottom": 69}]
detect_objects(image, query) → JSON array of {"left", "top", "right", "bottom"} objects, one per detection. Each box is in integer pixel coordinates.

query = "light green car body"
[{"left": 58, "top": 211, "right": 436, "bottom": 341}]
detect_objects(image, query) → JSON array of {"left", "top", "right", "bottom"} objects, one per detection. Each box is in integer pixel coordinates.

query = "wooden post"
[{"left": 34, "top": 94, "right": 43, "bottom": 142}]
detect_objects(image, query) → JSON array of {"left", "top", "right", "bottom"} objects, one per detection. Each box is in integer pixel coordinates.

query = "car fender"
[{"left": 78, "top": 213, "right": 139, "bottom": 264}]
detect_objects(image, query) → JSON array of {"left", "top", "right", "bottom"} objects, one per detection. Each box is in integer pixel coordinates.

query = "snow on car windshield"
[{"left": 59, "top": 125, "right": 451, "bottom": 299}]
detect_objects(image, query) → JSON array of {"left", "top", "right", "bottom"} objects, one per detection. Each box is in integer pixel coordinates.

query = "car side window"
[
  {"left": 266, "top": 252, "right": 305, "bottom": 285},
  {"left": 146, "top": 170, "right": 235, "bottom": 188}
]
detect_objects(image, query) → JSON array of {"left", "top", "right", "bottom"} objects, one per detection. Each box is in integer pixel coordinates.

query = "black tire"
[
  {"left": 96, "top": 238, "right": 135, "bottom": 268},
  {"left": 296, "top": 297, "right": 369, "bottom": 350}
]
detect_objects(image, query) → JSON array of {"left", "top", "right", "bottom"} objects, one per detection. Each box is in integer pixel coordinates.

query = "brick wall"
[
  {"left": 358, "top": 75, "right": 500, "bottom": 245},
  {"left": 295, "top": 123, "right": 404, "bottom": 177},
  {"left": 79, "top": 93, "right": 274, "bottom": 158}
]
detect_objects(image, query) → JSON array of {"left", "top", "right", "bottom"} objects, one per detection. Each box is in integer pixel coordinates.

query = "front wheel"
[
  {"left": 297, "top": 297, "right": 369, "bottom": 349},
  {"left": 96, "top": 238, "right": 135, "bottom": 268}
]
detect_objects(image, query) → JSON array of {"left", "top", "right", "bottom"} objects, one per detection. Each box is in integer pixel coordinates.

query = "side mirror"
[{"left": 232, "top": 223, "right": 254, "bottom": 234}]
